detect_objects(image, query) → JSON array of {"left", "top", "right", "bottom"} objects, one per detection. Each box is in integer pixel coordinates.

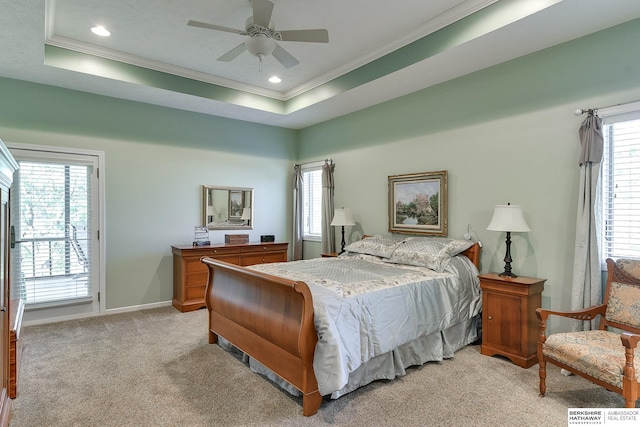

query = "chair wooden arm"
[
  {"left": 536, "top": 304, "right": 606, "bottom": 322},
  {"left": 536, "top": 305, "right": 607, "bottom": 346},
  {"left": 621, "top": 332, "right": 640, "bottom": 350},
  {"left": 620, "top": 332, "right": 640, "bottom": 405}
]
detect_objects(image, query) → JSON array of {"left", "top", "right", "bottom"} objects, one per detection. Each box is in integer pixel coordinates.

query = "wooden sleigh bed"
[{"left": 201, "top": 238, "right": 481, "bottom": 416}]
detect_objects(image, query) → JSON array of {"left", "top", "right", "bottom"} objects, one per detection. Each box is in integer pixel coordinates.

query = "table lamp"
[
  {"left": 330, "top": 208, "right": 355, "bottom": 254},
  {"left": 487, "top": 203, "right": 530, "bottom": 277}
]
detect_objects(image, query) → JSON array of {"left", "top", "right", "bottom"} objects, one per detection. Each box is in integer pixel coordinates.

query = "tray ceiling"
[{"left": 2, "top": 0, "right": 640, "bottom": 129}]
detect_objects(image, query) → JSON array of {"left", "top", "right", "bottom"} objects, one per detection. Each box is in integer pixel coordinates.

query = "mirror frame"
[{"left": 202, "top": 185, "right": 254, "bottom": 230}]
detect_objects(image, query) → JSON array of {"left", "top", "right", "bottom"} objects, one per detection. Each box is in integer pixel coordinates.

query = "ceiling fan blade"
[
  {"left": 187, "top": 20, "right": 246, "bottom": 35},
  {"left": 218, "top": 43, "right": 247, "bottom": 62},
  {"left": 276, "top": 29, "right": 329, "bottom": 43},
  {"left": 252, "top": 0, "right": 274, "bottom": 28},
  {"left": 272, "top": 43, "right": 299, "bottom": 69}
]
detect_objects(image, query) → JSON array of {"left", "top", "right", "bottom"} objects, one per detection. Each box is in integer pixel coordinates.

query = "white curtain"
[
  {"left": 570, "top": 111, "right": 604, "bottom": 331},
  {"left": 292, "top": 165, "right": 303, "bottom": 261},
  {"left": 321, "top": 161, "right": 336, "bottom": 254}
]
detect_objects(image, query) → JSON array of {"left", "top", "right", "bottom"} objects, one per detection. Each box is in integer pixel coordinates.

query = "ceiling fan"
[{"left": 187, "top": 0, "right": 329, "bottom": 70}]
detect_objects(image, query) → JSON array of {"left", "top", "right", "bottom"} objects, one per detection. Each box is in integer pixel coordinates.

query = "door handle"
[{"left": 10, "top": 225, "right": 28, "bottom": 249}]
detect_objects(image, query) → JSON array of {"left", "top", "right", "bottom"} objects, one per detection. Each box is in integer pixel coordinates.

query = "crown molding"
[
  {"left": 44, "top": 0, "right": 498, "bottom": 103},
  {"left": 281, "top": 0, "right": 500, "bottom": 99}
]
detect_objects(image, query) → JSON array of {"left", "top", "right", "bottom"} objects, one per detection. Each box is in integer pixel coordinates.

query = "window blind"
[
  {"left": 13, "top": 161, "right": 93, "bottom": 306},
  {"left": 303, "top": 168, "right": 322, "bottom": 238},
  {"left": 602, "top": 116, "right": 640, "bottom": 260}
]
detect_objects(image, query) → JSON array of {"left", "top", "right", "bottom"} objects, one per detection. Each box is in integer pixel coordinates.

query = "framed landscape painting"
[
  {"left": 228, "top": 190, "right": 244, "bottom": 219},
  {"left": 388, "top": 170, "right": 448, "bottom": 236}
]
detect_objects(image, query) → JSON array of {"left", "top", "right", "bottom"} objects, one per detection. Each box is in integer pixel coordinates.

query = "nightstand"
[
  {"left": 321, "top": 252, "right": 338, "bottom": 258},
  {"left": 479, "top": 273, "right": 546, "bottom": 368}
]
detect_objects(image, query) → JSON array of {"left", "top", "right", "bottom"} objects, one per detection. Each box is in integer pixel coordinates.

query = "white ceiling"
[{"left": 2, "top": 0, "right": 640, "bottom": 129}]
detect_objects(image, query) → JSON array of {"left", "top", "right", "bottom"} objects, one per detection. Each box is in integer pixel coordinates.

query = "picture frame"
[
  {"left": 388, "top": 170, "right": 448, "bottom": 236},
  {"left": 228, "top": 190, "right": 244, "bottom": 219}
]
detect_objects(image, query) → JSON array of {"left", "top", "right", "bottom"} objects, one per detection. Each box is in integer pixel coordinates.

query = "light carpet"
[{"left": 9, "top": 306, "right": 631, "bottom": 426}]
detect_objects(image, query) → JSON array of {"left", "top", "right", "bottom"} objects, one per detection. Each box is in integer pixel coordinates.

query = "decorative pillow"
[
  {"left": 343, "top": 235, "right": 406, "bottom": 258},
  {"left": 386, "top": 237, "right": 474, "bottom": 272}
]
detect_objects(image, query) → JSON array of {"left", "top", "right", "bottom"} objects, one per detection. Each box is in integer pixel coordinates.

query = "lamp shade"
[
  {"left": 330, "top": 208, "right": 355, "bottom": 227},
  {"left": 487, "top": 204, "right": 530, "bottom": 232},
  {"left": 240, "top": 207, "right": 251, "bottom": 220}
]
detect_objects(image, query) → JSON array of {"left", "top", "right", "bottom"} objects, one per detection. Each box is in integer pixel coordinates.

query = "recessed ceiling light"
[
  {"left": 91, "top": 26, "right": 111, "bottom": 37},
  {"left": 268, "top": 76, "right": 282, "bottom": 84}
]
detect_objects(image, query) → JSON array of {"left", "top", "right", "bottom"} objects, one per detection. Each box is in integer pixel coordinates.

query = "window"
[
  {"left": 8, "top": 143, "right": 104, "bottom": 323},
  {"left": 14, "top": 161, "right": 93, "bottom": 305},
  {"left": 302, "top": 167, "right": 322, "bottom": 240},
  {"left": 601, "top": 112, "right": 640, "bottom": 261}
]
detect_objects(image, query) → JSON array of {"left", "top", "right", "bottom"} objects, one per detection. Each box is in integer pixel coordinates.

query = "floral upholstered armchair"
[{"left": 536, "top": 258, "right": 640, "bottom": 408}]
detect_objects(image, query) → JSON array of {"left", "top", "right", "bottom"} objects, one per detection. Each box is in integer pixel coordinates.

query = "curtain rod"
[
  {"left": 294, "top": 158, "right": 332, "bottom": 168},
  {"left": 574, "top": 99, "right": 640, "bottom": 116}
]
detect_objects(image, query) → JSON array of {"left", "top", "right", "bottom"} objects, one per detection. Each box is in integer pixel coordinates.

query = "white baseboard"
[
  {"left": 23, "top": 300, "right": 173, "bottom": 327},
  {"left": 104, "top": 300, "right": 173, "bottom": 316}
]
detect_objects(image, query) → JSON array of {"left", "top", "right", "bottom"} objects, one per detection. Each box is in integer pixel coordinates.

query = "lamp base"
[
  {"left": 499, "top": 270, "right": 518, "bottom": 278},
  {"left": 499, "top": 231, "right": 517, "bottom": 278}
]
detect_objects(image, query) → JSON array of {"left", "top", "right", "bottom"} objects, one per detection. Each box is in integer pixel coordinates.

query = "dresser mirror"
[{"left": 203, "top": 185, "right": 253, "bottom": 230}]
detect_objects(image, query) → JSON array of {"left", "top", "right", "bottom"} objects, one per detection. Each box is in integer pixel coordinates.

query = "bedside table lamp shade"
[
  {"left": 330, "top": 208, "right": 355, "bottom": 254},
  {"left": 240, "top": 207, "right": 251, "bottom": 226},
  {"left": 207, "top": 205, "right": 216, "bottom": 223},
  {"left": 487, "top": 203, "right": 530, "bottom": 277}
]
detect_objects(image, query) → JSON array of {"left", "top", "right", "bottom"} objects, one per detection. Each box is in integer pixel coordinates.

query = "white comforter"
[{"left": 248, "top": 253, "right": 481, "bottom": 396}]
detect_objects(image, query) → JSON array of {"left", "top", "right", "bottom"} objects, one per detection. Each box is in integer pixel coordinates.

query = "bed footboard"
[{"left": 201, "top": 257, "right": 321, "bottom": 416}]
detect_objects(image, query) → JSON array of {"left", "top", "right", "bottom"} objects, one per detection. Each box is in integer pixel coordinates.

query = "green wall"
[
  {"left": 2, "top": 17, "right": 640, "bottom": 331},
  {"left": 298, "top": 18, "right": 640, "bottom": 329},
  {"left": 0, "top": 79, "right": 297, "bottom": 313}
]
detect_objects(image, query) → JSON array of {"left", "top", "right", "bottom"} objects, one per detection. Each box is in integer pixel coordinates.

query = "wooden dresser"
[
  {"left": 479, "top": 273, "right": 546, "bottom": 368},
  {"left": 8, "top": 299, "right": 24, "bottom": 399},
  {"left": 0, "top": 139, "right": 18, "bottom": 426},
  {"left": 171, "top": 242, "right": 289, "bottom": 312}
]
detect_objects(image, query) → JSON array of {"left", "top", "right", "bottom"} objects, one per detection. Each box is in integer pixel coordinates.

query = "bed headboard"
[{"left": 460, "top": 243, "right": 481, "bottom": 269}]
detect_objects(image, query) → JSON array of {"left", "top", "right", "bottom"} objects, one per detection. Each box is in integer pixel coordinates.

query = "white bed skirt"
[{"left": 219, "top": 314, "right": 479, "bottom": 400}]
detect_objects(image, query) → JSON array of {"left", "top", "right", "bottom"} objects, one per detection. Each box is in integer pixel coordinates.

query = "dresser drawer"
[
  {"left": 186, "top": 285, "right": 205, "bottom": 301},
  {"left": 203, "top": 254, "right": 241, "bottom": 265},
  {"left": 240, "top": 244, "right": 287, "bottom": 254},
  {"left": 241, "top": 252, "right": 287, "bottom": 266},
  {"left": 198, "top": 247, "right": 242, "bottom": 259},
  {"left": 185, "top": 272, "right": 208, "bottom": 287},
  {"left": 185, "top": 258, "right": 208, "bottom": 273}
]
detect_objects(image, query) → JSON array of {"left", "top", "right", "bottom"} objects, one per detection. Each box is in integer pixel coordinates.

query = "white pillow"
[
  {"left": 343, "top": 235, "right": 406, "bottom": 258},
  {"left": 386, "top": 237, "right": 474, "bottom": 272}
]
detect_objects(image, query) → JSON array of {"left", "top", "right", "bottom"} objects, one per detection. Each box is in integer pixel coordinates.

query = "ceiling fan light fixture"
[
  {"left": 245, "top": 34, "right": 276, "bottom": 57},
  {"left": 187, "top": 0, "right": 327, "bottom": 70}
]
